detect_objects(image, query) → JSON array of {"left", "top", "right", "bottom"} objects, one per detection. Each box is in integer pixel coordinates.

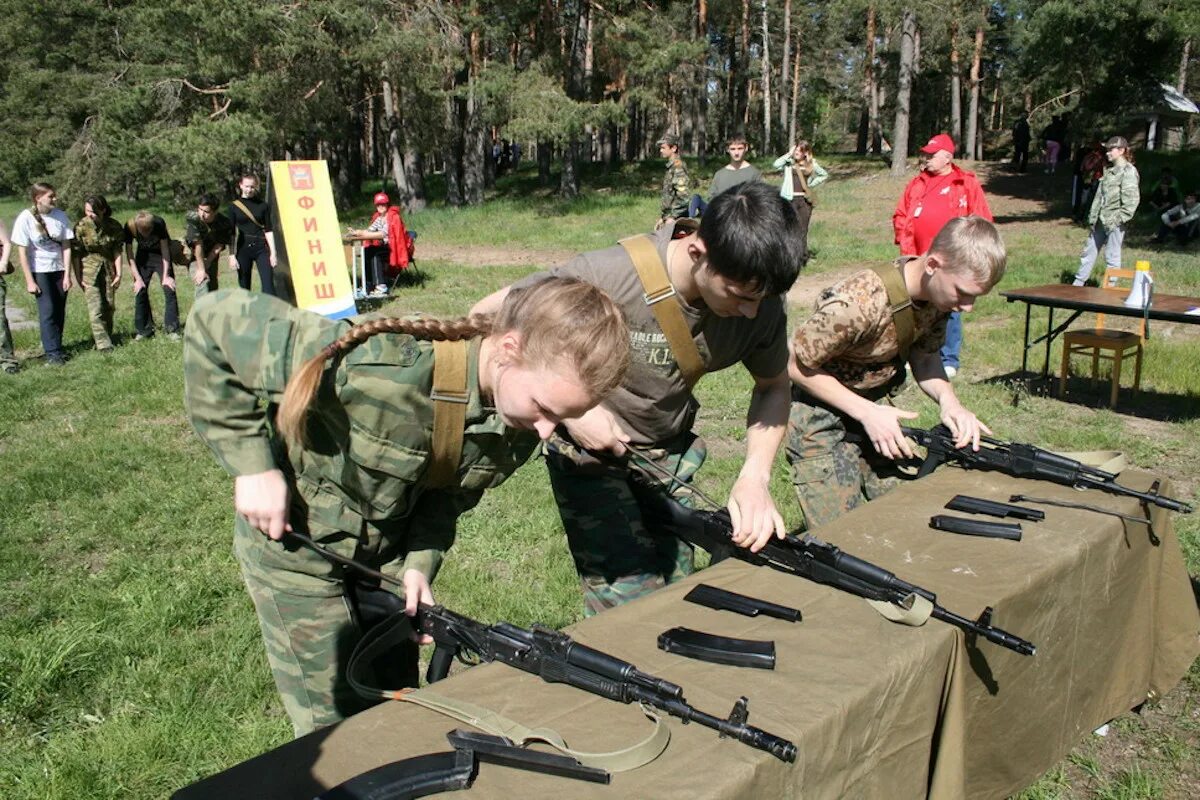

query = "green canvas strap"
[
  {"left": 397, "top": 688, "right": 671, "bottom": 772},
  {"left": 620, "top": 234, "right": 705, "bottom": 388},
  {"left": 870, "top": 262, "right": 916, "bottom": 363},
  {"left": 866, "top": 591, "right": 935, "bottom": 627},
  {"left": 428, "top": 339, "right": 469, "bottom": 488}
]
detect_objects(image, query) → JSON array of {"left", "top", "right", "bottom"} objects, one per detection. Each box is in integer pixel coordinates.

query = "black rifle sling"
[{"left": 869, "top": 261, "right": 915, "bottom": 363}]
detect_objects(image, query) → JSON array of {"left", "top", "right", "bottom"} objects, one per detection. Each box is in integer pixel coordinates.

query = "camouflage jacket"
[
  {"left": 72, "top": 216, "right": 125, "bottom": 269},
  {"left": 183, "top": 290, "right": 540, "bottom": 582},
  {"left": 184, "top": 210, "right": 235, "bottom": 254},
  {"left": 660, "top": 156, "right": 692, "bottom": 219},
  {"left": 1088, "top": 160, "right": 1140, "bottom": 231}
]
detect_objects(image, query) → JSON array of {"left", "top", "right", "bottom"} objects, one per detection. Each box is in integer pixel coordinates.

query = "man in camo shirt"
[{"left": 786, "top": 216, "right": 1006, "bottom": 528}]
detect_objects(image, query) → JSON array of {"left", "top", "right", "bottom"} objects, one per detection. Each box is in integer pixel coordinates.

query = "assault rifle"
[
  {"left": 627, "top": 476, "right": 1036, "bottom": 657},
  {"left": 417, "top": 604, "right": 798, "bottom": 763},
  {"left": 902, "top": 425, "right": 1193, "bottom": 514}
]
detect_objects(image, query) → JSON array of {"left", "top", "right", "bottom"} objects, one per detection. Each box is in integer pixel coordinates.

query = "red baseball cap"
[
  {"left": 919, "top": 133, "right": 955, "bottom": 155},
  {"left": 373, "top": 192, "right": 390, "bottom": 205}
]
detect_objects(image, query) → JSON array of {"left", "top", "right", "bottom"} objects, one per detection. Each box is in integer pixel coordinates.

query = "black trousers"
[
  {"left": 236, "top": 240, "right": 275, "bottom": 296},
  {"left": 134, "top": 260, "right": 179, "bottom": 336},
  {"left": 367, "top": 245, "right": 391, "bottom": 287},
  {"left": 791, "top": 196, "right": 814, "bottom": 263}
]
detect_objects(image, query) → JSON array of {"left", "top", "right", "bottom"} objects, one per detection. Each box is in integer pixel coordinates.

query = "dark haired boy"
[
  {"left": 184, "top": 193, "right": 234, "bottom": 298},
  {"left": 472, "top": 181, "right": 806, "bottom": 614},
  {"left": 657, "top": 134, "right": 692, "bottom": 227}
]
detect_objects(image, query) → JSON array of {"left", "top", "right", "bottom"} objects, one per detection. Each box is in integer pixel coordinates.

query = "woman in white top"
[{"left": 12, "top": 183, "right": 74, "bottom": 365}]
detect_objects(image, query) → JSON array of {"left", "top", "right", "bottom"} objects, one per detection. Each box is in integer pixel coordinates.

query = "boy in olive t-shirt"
[{"left": 471, "top": 182, "right": 806, "bottom": 615}]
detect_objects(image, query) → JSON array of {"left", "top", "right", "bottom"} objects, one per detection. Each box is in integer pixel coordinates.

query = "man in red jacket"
[{"left": 892, "top": 133, "right": 992, "bottom": 378}]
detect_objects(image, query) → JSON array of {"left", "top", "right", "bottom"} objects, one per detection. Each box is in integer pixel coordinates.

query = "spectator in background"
[
  {"left": 347, "top": 192, "right": 414, "bottom": 297},
  {"left": 774, "top": 139, "right": 828, "bottom": 265},
  {"left": 73, "top": 195, "right": 125, "bottom": 352},
  {"left": 1073, "top": 136, "right": 1140, "bottom": 285},
  {"left": 0, "top": 219, "right": 18, "bottom": 373},
  {"left": 1148, "top": 168, "right": 1182, "bottom": 215},
  {"left": 891, "top": 134, "right": 992, "bottom": 379},
  {"left": 656, "top": 134, "right": 692, "bottom": 228},
  {"left": 1153, "top": 191, "right": 1199, "bottom": 246},
  {"left": 1012, "top": 113, "right": 1031, "bottom": 173},
  {"left": 1072, "top": 138, "right": 1106, "bottom": 221},
  {"left": 228, "top": 174, "right": 277, "bottom": 296},
  {"left": 690, "top": 135, "right": 763, "bottom": 217},
  {"left": 1041, "top": 115, "right": 1065, "bottom": 175},
  {"left": 12, "top": 183, "right": 73, "bottom": 366},
  {"left": 124, "top": 211, "right": 179, "bottom": 341},
  {"left": 185, "top": 193, "right": 234, "bottom": 299}
]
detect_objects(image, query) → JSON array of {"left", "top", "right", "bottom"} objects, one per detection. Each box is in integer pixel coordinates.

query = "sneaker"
[
  {"left": 166, "top": 331, "right": 182, "bottom": 342},
  {"left": 2, "top": 364, "right": 18, "bottom": 374},
  {"left": 134, "top": 333, "right": 152, "bottom": 341},
  {"left": 943, "top": 365, "right": 958, "bottom": 379},
  {"left": 368, "top": 287, "right": 389, "bottom": 299},
  {"left": 45, "top": 355, "right": 67, "bottom": 367}
]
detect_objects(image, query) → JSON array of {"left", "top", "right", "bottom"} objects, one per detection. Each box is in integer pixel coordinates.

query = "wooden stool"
[{"left": 1058, "top": 267, "right": 1144, "bottom": 407}]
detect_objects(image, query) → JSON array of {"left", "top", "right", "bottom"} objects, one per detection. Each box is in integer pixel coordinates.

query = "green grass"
[{"left": 1, "top": 156, "right": 1198, "bottom": 798}]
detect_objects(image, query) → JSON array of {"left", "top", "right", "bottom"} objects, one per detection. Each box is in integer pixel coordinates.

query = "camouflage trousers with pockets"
[
  {"left": 786, "top": 388, "right": 908, "bottom": 530},
  {"left": 546, "top": 434, "right": 706, "bottom": 616},
  {"left": 0, "top": 274, "right": 17, "bottom": 369},
  {"left": 235, "top": 499, "right": 419, "bottom": 737},
  {"left": 80, "top": 260, "right": 115, "bottom": 350}
]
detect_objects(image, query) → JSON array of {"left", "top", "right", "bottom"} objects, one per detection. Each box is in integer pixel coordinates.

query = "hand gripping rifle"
[
  {"left": 901, "top": 424, "right": 1193, "bottom": 514},
  {"left": 417, "top": 604, "right": 798, "bottom": 763},
  {"left": 625, "top": 471, "right": 1036, "bottom": 657}
]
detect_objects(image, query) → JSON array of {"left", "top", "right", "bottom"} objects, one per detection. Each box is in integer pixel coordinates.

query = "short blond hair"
[{"left": 928, "top": 216, "right": 1006, "bottom": 288}]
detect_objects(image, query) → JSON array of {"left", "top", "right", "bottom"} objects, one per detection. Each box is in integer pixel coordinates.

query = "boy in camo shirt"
[{"left": 786, "top": 215, "right": 1006, "bottom": 528}]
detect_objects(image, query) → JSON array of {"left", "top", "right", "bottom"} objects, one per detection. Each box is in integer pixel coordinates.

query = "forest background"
[{"left": 1, "top": 0, "right": 1199, "bottom": 211}]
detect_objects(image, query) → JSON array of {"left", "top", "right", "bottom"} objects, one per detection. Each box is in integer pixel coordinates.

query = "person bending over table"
[
  {"left": 472, "top": 181, "right": 805, "bottom": 616},
  {"left": 786, "top": 216, "right": 1006, "bottom": 528},
  {"left": 183, "top": 277, "right": 629, "bottom": 736}
]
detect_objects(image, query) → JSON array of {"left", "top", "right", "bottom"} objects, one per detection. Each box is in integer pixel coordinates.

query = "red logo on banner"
[{"left": 288, "top": 164, "right": 314, "bottom": 190}]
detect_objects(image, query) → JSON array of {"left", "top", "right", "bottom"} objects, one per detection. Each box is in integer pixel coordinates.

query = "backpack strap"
[
  {"left": 428, "top": 339, "right": 469, "bottom": 488},
  {"left": 232, "top": 200, "right": 264, "bottom": 228},
  {"left": 870, "top": 262, "right": 916, "bottom": 363},
  {"left": 619, "top": 234, "right": 704, "bottom": 387}
]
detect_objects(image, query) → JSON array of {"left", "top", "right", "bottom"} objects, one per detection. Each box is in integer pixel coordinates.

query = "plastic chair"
[{"left": 1058, "top": 267, "right": 1144, "bottom": 407}]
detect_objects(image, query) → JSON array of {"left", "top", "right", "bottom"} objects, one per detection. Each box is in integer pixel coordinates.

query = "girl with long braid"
[
  {"left": 184, "top": 279, "right": 629, "bottom": 735},
  {"left": 11, "top": 183, "right": 74, "bottom": 365}
]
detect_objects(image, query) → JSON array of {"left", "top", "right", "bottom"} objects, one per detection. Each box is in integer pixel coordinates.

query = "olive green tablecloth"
[{"left": 175, "top": 468, "right": 1199, "bottom": 800}]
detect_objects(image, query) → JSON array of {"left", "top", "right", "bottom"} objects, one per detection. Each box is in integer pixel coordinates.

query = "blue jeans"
[
  {"left": 1074, "top": 223, "right": 1124, "bottom": 285},
  {"left": 940, "top": 312, "right": 963, "bottom": 369},
  {"left": 34, "top": 270, "right": 68, "bottom": 360}
]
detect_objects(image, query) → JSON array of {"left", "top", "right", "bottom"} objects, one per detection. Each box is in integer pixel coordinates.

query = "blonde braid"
[{"left": 277, "top": 314, "right": 494, "bottom": 445}]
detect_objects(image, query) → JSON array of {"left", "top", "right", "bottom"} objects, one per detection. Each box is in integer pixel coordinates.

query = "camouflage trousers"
[
  {"left": 546, "top": 434, "right": 705, "bottom": 616},
  {"left": 234, "top": 508, "right": 418, "bottom": 737},
  {"left": 80, "top": 260, "right": 115, "bottom": 350},
  {"left": 786, "top": 390, "right": 907, "bottom": 530},
  {"left": 0, "top": 275, "right": 17, "bottom": 369},
  {"left": 192, "top": 255, "right": 220, "bottom": 300}
]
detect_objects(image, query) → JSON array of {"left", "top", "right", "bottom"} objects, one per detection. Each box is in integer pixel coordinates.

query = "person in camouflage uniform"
[
  {"left": 0, "top": 219, "right": 17, "bottom": 373},
  {"left": 657, "top": 134, "right": 692, "bottom": 227},
  {"left": 72, "top": 195, "right": 125, "bottom": 351},
  {"left": 473, "top": 182, "right": 806, "bottom": 615},
  {"left": 183, "top": 277, "right": 628, "bottom": 736},
  {"left": 184, "top": 193, "right": 234, "bottom": 299},
  {"left": 787, "top": 216, "right": 1006, "bottom": 529}
]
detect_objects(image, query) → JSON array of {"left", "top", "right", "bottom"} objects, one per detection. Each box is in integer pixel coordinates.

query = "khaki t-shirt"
[
  {"left": 513, "top": 224, "right": 788, "bottom": 445},
  {"left": 791, "top": 263, "right": 946, "bottom": 392}
]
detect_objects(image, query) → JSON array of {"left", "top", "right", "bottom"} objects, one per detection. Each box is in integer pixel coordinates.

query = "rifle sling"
[
  {"left": 620, "top": 234, "right": 705, "bottom": 388},
  {"left": 428, "top": 339, "right": 469, "bottom": 488},
  {"left": 397, "top": 689, "right": 670, "bottom": 772},
  {"left": 869, "top": 262, "right": 915, "bottom": 363},
  {"left": 232, "top": 199, "right": 264, "bottom": 228}
]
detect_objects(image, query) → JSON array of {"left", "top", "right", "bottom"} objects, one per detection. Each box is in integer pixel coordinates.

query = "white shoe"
[
  {"left": 943, "top": 365, "right": 958, "bottom": 379},
  {"left": 368, "top": 285, "right": 389, "bottom": 298}
]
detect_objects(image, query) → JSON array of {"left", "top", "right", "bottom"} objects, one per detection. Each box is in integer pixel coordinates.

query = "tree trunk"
[
  {"left": 949, "top": 19, "right": 961, "bottom": 154},
  {"left": 695, "top": 0, "right": 709, "bottom": 162},
  {"left": 381, "top": 79, "right": 411, "bottom": 208},
  {"left": 760, "top": 0, "right": 771, "bottom": 151},
  {"left": 789, "top": 26, "right": 801, "bottom": 147},
  {"left": 559, "top": 0, "right": 590, "bottom": 198},
  {"left": 739, "top": 0, "right": 751, "bottom": 131},
  {"left": 891, "top": 9, "right": 917, "bottom": 176},
  {"left": 966, "top": 22, "right": 983, "bottom": 161},
  {"left": 857, "top": 5, "right": 876, "bottom": 154},
  {"left": 779, "top": 0, "right": 791, "bottom": 139},
  {"left": 537, "top": 140, "right": 552, "bottom": 187}
]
